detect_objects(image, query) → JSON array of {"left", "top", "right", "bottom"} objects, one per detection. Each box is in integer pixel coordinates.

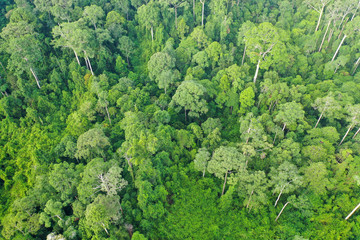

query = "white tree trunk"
[
  {"left": 253, "top": 59, "right": 261, "bottom": 83},
  {"left": 105, "top": 105, "right": 111, "bottom": 125},
  {"left": 331, "top": 34, "right": 347, "bottom": 62},
  {"left": 275, "top": 202, "right": 290, "bottom": 222},
  {"left": 352, "top": 56, "right": 360, "bottom": 75},
  {"left": 315, "top": 110, "right": 325, "bottom": 128},
  {"left": 242, "top": 46, "right": 246, "bottom": 65},
  {"left": 246, "top": 189, "right": 254, "bottom": 209},
  {"left": 201, "top": 0, "right": 205, "bottom": 27},
  {"left": 274, "top": 185, "right": 286, "bottom": 207},
  {"left": 102, "top": 223, "right": 109, "bottom": 235},
  {"left": 30, "top": 67, "right": 41, "bottom": 89},
  {"left": 87, "top": 57, "right": 94, "bottom": 76},
  {"left": 352, "top": 127, "right": 360, "bottom": 139},
  {"left": 315, "top": 6, "right": 324, "bottom": 32},
  {"left": 352, "top": 1, "right": 360, "bottom": 21},
  {"left": 319, "top": 20, "right": 331, "bottom": 52},
  {"left": 222, "top": 171, "right": 228, "bottom": 196},
  {"left": 282, "top": 123, "right": 286, "bottom": 131},
  {"left": 175, "top": 6, "right": 178, "bottom": 29},
  {"left": 339, "top": 124, "right": 353, "bottom": 145},
  {"left": 345, "top": 202, "right": 360, "bottom": 220},
  {"left": 151, "top": 25, "right": 154, "bottom": 42},
  {"left": 73, "top": 49, "right": 81, "bottom": 66}
]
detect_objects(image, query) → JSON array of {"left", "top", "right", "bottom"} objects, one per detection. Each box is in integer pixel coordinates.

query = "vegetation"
[{"left": 1, "top": 0, "right": 360, "bottom": 239}]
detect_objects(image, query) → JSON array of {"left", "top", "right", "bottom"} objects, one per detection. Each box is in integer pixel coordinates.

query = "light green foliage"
[
  {"left": 270, "top": 161, "right": 303, "bottom": 204},
  {"left": 275, "top": 102, "right": 305, "bottom": 131},
  {"left": 148, "top": 51, "right": 180, "bottom": 93},
  {"left": 118, "top": 36, "right": 135, "bottom": 65},
  {"left": 239, "top": 87, "right": 255, "bottom": 114},
  {"left": 75, "top": 128, "right": 110, "bottom": 160},
  {"left": 83, "top": 5, "right": 105, "bottom": 29},
  {"left": 207, "top": 146, "right": 246, "bottom": 182},
  {"left": 170, "top": 80, "right": 208, "bottom": 119},
  {"left": 84, "top": 195, "right": 122, "bottom": 236},
  {"left": 237, "top": 170, "right": 269, "bottom": 210},
  {"left": 3, "top": 0, "right": 360, "bottom": 239},
  {"left": 194, "top": 148, "right": 210, "bottom": 176},
  {"left": 303, "top": 162, "right": 331, "bottom": 195}
]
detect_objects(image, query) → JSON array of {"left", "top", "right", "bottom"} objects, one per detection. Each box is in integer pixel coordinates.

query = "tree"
[
  {"left": 331, "top": 16, "right": 360, "bottom": 62},
  {"left": 137, "top": 1, "right": 160, "bottom": 41},
  {"left": 207, "top": 146, "right": 246, "bottom": 196},
  {"left": 148, "top": 51, "right": 180, "bottom": 94},
  {"left": 75, "top": 128, "right": 110, "bottom": 160},
  {"left": 83, "top": 5, "right": 105, "bottom": 30},
  {"left": 118, "top": 36, "right": 135, "bottom": 66},
  {"left": 312, "top": 93, "right": 342, "bottom": 128},
  {"left": 303, "top": 162, "right": 331, "bottom": 195},
  {"left": 238, "top": 170, "right": 268, "bottom": 211},
  {"left": 84, "top": 195, "right": 122, "bottom": 236},
  {"left": 1, "top": 21, "right": 42, "bottom": 88},
  {"left": 170, "top": 80, "right": 208, "bottom": 120},
  {"left": 274, "top": 102, "right": 305, "bottom": 132},
  {"left": 94, "top": 165, "right": 128, "bottom": 197},
  {"left": 305, "top": 0, "right": 332, "bottom": 32},
  {"left": 339, "top": 104, "right": 360, "bottom": 145},
  {"left": 269, "top": 161, "right": 303, "bottom": 207},
  {"left": 160, "top": 0, "right": 186, "bottom": 29},
  {"left": 243, "top": 22, "right": 287, "bottom": 83},
  {"left": 194, "top": 147, "right": 210, "bottom": 177},
  {"left": 239, "top": 87, "right": 255, "bottom": 115}
]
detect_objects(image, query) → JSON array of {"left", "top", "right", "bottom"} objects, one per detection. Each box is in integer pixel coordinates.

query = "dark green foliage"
[{"left": 1, "top": 0, "right": 360, "bottom": 239}]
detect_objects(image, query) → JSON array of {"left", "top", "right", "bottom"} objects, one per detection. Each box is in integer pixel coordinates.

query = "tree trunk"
[
  {"left": 193, "top": 0, "right": 196, "bottom": 21},
  {"left": 319, "top": 20, "right": 331, "bottom": 52},
  {"left": 274, "top": 185, "right": 286, "bottom": 207},
  {"left": 105, "top": 105, "right": 111, "bottom": 125},
  {"left": 126, "top": 55, "right": 130, "bottom": 66},
  {"left": 246, "top": 127, "right": 251, "bottom": 144},
  {"left": 151, "top": 25, "right": 154, "bottom": 42},
  {"left": 175, "top": 6, "right": 178, "bottom": 29},
  {"left": 352, "top": 56, "right": 360, "bottom": 75},
  {"left": 203, "top": 167, "right": 206, "bottom": 177},
  {"left": 84, "top": 56, "right": 89, "bottom": 70},
  {"left": 275, "top": 202, "right": 290, "bottom": 222},
  {"left": 30, "top": 67, "right": 41, "bottom": 89},
  {"left": 315, "top": 6, "right": 324, "bottom": 32},
  {"left": 86, "top": 56, "right": 94, "bottom": 76},
  {"left": 282, "top": 123, "right": 286, "bottom": 131},
  {"left": 338, "top": 17, "right": 349, "bottom": 39},
  {"left": 201, "top": 0, "right": 205, "bottom": 27},
  {"left": 351, "top": 1, "right": 360, "bottom": 21},
  {"left": 253, "top": 59, "right": 261, "bottom": 84},
  {"left": 352, "top": 127, "right": 360, "bottom": 139},
  {"left": 339, "top": 124, "right": 353, "bottom": 145},
  {"left": 184, "top": 107, "right": 187, "bottom": 121},
  {"left": 331, "top": 34, "right": 347, "bottom": 62},
  {"left": 246, "top": 189, "right": 254, "bottom": 209},
  {"left": 315, "top": 109, "right": 325, "bottom": 128},
  {"left": 102, "top": 223, "right": 110, "bottom": 235},
  {"left": 242, "top": 46, "right": 246, "bottom": 65},
  {"left": 73, "top": 49, "right": 81, "bottom": 66},
  {"left": 221, "top": 171, "right": 228, "bottom": 196},
  {"left": 327, "top": 28, "right": 334, "bottom": 43},
  {"left": 345, "top": 202, "right": 360, "bottom": 220}
]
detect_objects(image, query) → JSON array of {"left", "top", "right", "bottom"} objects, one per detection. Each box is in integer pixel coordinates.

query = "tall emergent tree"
[
  {"left": 242, "top": 22, "right": 287, "bottom": 83},
  {"left": 207, "top": 146, "right": 246, "bottom": 196}
]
